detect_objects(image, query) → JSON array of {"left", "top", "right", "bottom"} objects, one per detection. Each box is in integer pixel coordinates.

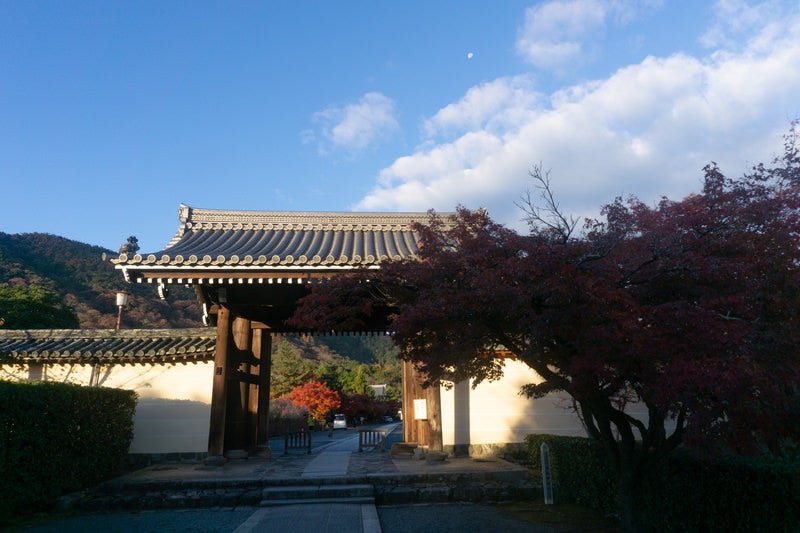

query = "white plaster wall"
[
  {"left": 129, "top": 397, "right": 211, "bottom": 454},
  {"left": 441, "top": 358, "right": 658, "bottom": 449},
  {"left": 441, "top": 359, "right": 587, "bottom": 447},
  {"left": 2, "top": 361, "right": 213, "bottom": 454}
]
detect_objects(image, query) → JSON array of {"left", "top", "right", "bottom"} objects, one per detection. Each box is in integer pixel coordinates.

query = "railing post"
[
  {"left": 284, "top": 431, "right": 312, "bottom": 455},
  {"left": 357, "top": 429, "right": 387, "bottom": 452}
]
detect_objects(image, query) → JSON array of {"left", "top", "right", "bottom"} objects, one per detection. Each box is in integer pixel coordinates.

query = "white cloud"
[
  {"left": 516, "top": 0, "right": 607, "bottom": 69},
  {"left": 356, "top": 5, "right": 800, "bottom": 231},
  {"left": 515, "top": 0, "right": 663, "bottom": 70},
  {"left": 312, "top": 92, "right": 399, "bottom": 154},
  {"left": 422, "top": 76, "right": 541, "bottom": 139},
  {"left": 701, "top": 0, "right": 786, "bottom": 49}
]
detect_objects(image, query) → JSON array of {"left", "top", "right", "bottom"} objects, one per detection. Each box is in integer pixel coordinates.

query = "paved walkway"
[
  {"left": 301, "top": 450, "right": 352, "bottom": 478},
  {"left": 232, "top": 503, "right": 381, "bottom": 533},
  {"left": 267, "top": 435, "right": 378, "bottom": 532},
  {"left": 250, "top": 438, "right": 379, "bottom": 531}
]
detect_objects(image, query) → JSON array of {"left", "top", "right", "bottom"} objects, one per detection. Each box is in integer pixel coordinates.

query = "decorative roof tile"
[{"left": 0, "top": 328, "right": 216, "bottom": 364}]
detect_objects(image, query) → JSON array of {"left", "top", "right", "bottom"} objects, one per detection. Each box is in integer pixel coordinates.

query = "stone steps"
[{"left": 260, "top": 484, "right": 375, "bottom": 506}]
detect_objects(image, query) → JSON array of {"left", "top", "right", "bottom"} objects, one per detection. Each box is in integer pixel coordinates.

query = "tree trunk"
[{"left": 617, "top": 457, "right": 642, "bottom": 533}]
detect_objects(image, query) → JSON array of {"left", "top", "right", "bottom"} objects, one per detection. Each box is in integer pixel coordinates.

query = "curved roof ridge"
[{"left": 180, "top": 204, "right": 434, "bottom": 227}]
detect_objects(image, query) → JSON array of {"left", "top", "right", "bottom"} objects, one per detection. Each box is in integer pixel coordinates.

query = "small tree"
[
  {"left": 287, "top": 380, "right": 341, "bottom": 420},
  {"left": 270, "top": 339, "right": 315, "bottom": 398}
]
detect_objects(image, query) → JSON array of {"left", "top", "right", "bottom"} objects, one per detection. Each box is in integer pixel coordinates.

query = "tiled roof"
[
  {"left": 113, "top": 205, "right": 433, "bottom": 272},
  {"left": 0, "top": 328, "right": 216, "bottom": 364}
]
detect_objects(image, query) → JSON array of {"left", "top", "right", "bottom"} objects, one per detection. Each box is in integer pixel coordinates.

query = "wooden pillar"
[
  {"left": 402, "top": 360, "right": 417, "bottom": 443},
  {"left": 226, "top": 316, "right": 252, "bottom": 452},
  {"left": 247, "top": 329, "right": 260, "bottom": 449},
  {"left": 251, "top": 329, "right": 272, "bottom": 452},
  {"left": 208, "top": 305, "right": 231, "bottom": 459},
  {"left": 426, "top": 381, "right": 443, "bottom": 451}
]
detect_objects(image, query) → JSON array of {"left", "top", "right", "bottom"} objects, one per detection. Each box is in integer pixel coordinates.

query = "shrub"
[
  {"left": 268, "top": 397, "right": 308, "bottom": 436},
  {"left": 0, "top": 380, "right": 136, "bottom": 524},
  {"left": 525, "top": 434, "right": 800, "bottom": 532}
]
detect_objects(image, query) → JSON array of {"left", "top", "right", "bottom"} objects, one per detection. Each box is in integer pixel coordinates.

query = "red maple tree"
[
  {"left": 290, "top": 124, "right": 800, "bottom": 531},
  {"left": 286, "top": 380, "right": 341, "bottom": 421}
]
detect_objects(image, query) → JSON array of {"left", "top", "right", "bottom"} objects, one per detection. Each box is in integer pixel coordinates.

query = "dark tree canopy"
[
  {"left": 290, "top": 125, "right": 800, "bottom": 531},
  {"left": 0, "top": 283, "right": 80, "bottom": 329},
  {"left": 0, "top": 232, "right": 201, "bottom": 329}
]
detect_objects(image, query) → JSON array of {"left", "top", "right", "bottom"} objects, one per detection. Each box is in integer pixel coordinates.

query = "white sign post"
[{"left": 541, "top": 442, "right": 554, "bottom": 505}]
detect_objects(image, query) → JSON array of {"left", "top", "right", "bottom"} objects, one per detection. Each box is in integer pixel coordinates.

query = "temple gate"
[{"left": 113, "top": 205, "right": 444, "bottom": 461}]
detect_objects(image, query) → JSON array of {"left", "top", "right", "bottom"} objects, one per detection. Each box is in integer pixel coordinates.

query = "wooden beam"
[
  {"left": 230, "top": 370, "right": 260, "bottom": 385},
  {"left": 403, "top": 360, "right": 424, "bottom": 444},
  {"left": 137, "top": 270, "right": 333, "bottom": 282}
]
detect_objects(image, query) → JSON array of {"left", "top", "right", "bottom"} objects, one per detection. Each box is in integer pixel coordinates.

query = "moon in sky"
[{"left": 467, "top": 52, "right": 474, "bottom": 59}]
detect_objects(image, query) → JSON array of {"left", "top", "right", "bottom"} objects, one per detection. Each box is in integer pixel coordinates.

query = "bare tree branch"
[{"left": 516, "top": 163, "right": 579, "bottom": 242}]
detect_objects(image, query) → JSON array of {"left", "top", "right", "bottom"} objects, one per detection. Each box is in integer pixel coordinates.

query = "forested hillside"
[{"left": 0, "top": 232, "right": 201, "bottom": 329}]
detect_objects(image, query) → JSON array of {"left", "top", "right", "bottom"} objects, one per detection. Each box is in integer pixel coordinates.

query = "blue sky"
[{"left": 2, "top": 1, "right": 799, "bottom": 253}]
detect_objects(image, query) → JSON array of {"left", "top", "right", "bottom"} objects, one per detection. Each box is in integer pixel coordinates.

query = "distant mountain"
[{"left": 0, "top": 232, "right": 201, "bottom": 329}]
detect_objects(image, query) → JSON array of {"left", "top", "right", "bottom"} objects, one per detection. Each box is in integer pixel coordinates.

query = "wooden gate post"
[{"left": 207, "top": 305, "right": 231, "bottom": 460}]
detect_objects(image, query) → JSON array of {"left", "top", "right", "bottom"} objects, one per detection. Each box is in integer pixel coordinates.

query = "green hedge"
[
  {"left": 0, "top": 380, "right": 137, "bottom": 524},
  {"left": 525, "top": 434, "right": 800, "bottom": 532},
  {"left": 525, "top": 433, "right": 617, "bottom": 512}
]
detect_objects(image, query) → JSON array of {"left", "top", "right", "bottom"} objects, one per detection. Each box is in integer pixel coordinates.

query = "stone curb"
[{"left": 59, "top": 471, "right": 541, "bottom": 512}]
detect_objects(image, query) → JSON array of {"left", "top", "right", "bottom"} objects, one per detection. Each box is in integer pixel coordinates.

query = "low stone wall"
[
  {"left": 126, "top": 452, "right": 208, "bottom": 471},
  {"left": 371, "top": 471, "right": 539, "bottom": 505},
  {"left": 443, "top": 442, "right": 529, "bottom": 463},
  {"left": 59, "top": 469, "right": 540, "bottom": 512}
]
